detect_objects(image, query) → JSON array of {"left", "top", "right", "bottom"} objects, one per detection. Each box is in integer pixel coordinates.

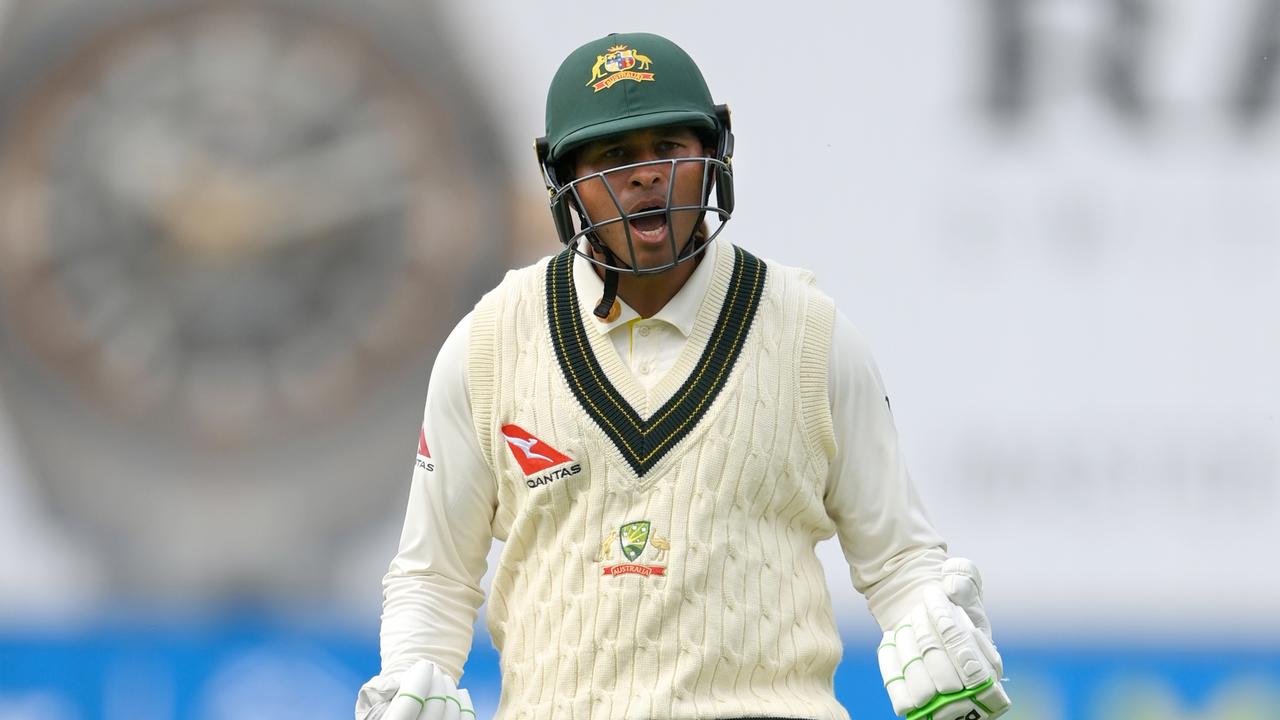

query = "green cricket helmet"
[{"left": 535, "top": 32, "right": 734, "bottom": 314}]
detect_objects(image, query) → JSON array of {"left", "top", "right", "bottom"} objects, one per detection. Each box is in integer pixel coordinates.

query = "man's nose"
[{"left": 628, "top": 158, "right": 670, "bottom": 187}]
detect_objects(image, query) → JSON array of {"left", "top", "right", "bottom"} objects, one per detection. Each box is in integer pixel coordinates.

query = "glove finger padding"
[
  {"left": 880, "top": 621, "right": 951, "bottom": 713},
  {"left": 898, "top": 621, "right": 941, "bottom": 708},
  {"left": 422, "top": 669, "right": 459, "bottom": 720},
  {"left": 384, "top": 660, "right": 438, "bottom": 720},
  {"left": 912, "top": 604, "right": 964, "bottom": 695},
  {"left": 879, "top": 628, "right": 913, "bottom": 715},
  {"left": 923, "top": 586, "right": 993, "bottom": 689}
]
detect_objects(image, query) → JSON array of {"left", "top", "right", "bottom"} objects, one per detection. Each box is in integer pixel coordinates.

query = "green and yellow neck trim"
[{"left": 545, "top": 244, "right": 766, "bottom": 476}]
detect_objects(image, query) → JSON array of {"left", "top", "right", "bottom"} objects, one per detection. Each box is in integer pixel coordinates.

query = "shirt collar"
[{"left": 572, "top": 239, "right": 722, "bottom": 338}]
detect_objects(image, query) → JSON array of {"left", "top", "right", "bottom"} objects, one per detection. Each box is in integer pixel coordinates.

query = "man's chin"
[
  {"left": 598, "top": 231, "right": 698, "bottom": 272},
  {"left": 618, "top": 249, "right": 681, "bottom": 273}
]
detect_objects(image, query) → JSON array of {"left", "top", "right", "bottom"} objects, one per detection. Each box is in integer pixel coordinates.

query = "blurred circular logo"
[
  {"left": 0, "top": 0, "right": 511, "bottom": 595},
  {"left": 0, "top": 0, "right": 504, "bottom": 446}
]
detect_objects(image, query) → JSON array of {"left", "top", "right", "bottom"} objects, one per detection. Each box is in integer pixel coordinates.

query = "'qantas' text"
[{"left": 526, "top": 463, "right": 581, "bottom": 488}]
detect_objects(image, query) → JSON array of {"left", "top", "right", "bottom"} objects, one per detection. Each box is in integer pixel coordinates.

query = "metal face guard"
[{"left": 543, "top": 155, "right": 732, "bottom": 275}]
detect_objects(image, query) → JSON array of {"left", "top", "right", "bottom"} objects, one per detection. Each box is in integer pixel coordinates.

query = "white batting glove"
[
  {"left": 356, "top": 660, "right": 475, "bottom": 720},
  {"left": 878, "top": 558, "right": 1011, "bottom": 720}
]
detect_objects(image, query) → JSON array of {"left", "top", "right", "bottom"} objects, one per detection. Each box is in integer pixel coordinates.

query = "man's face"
[{"left": 570, "top": 126, "right": 708, "bottom": 272}]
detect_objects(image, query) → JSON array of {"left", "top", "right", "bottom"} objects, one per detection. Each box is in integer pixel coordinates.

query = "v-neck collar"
[{"left": 545, "top": 243, "right": 767, "bottom": 477}]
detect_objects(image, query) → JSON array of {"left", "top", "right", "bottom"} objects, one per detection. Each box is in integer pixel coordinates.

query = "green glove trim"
[
  {"left": 395, "top": 689, "right": 475, "bottom": 716},
  {"left": 904, "top": 677, "right": 996, "bottom": 720},
  {"left": 395, "top": 692, "right": 427, "bottom": 709},
  {"left": 882, "top": 655, "right": 932, "bottom": 688}
]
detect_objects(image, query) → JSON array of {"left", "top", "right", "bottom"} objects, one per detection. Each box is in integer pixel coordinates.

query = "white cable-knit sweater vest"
[{"left": 467, "top": 244, "right": 847, "bottom": 720}]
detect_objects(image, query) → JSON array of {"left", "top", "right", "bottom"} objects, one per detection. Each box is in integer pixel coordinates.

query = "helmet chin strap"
[
  {"left": 580, "top": 223, "right": 622, "bottom": 319},
  {"left": 593, "top": 247, "right": 622, "bottom": 319},
  {"left": 587, "top": 225, "right": 704, "bottom": 320}
]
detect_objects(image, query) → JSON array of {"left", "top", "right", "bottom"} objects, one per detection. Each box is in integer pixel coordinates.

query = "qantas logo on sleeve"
[
  {"left": 415, "top": 428, "right": 434, "bottom": 472},
  {"left": 500, "top": 424, "right": 580, "bottom": 488}
]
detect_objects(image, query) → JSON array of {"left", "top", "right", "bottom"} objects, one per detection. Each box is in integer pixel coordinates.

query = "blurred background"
[{"left": 0, "top": 0, "right": 1277, "bottom": 718}]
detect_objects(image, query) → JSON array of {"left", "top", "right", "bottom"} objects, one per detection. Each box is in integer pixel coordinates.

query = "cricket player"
[{"left": 356, "top": 32, "right": 1011, "bottom": 720}]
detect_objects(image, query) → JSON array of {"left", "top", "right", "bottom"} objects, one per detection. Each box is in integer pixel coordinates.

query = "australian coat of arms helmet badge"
[{"left": 587, "top": 44, "right": 655, "bottom": 92}]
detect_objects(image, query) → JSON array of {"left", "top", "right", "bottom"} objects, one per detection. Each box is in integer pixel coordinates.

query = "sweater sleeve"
[
  {"left": 823, "top": 309, "right": 948, "bottom": 631},
  {"left": 378, "top": 311, "right": 496, "bottom": 682}
]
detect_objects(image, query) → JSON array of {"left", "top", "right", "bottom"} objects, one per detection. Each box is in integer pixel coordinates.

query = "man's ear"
[{"left": 562, "top": 155, "right": 583, "bottom": 184}]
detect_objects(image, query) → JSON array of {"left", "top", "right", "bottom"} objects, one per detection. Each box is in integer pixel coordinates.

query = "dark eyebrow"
[{"left": 588, "top": 138, "right": 625, "bottom": 155}]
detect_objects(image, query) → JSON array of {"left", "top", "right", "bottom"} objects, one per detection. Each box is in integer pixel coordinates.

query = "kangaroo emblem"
[
  {"left": 586, "top": 45, "right": 654, "bottom": 86},
  {"left": 502, "top": 433, "right": 551, "bottom": 463}
]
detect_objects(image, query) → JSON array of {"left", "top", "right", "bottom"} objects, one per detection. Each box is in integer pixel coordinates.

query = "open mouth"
[{"left": 628, "top": 205, "right": 668, "bottom": 240}]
